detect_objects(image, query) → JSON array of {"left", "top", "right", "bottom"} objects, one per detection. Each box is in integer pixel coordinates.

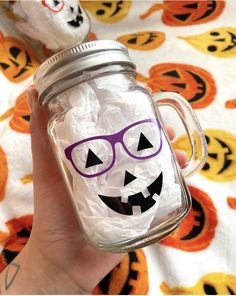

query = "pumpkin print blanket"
[{"left": 1, "top": 1, "right": 236, "bottom": 295}]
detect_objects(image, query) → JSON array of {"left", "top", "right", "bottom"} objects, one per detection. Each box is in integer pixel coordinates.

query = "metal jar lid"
[{"left": 34, "top": 40, "right": 136, "bottom": 107}]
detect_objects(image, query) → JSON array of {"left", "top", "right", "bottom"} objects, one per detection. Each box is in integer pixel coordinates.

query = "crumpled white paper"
[
  {"left": 53, "top": 76, "right": 182, "bottom": 245},
  {"left": 12, "top": 0, "right": 90, "bottom": 51}
]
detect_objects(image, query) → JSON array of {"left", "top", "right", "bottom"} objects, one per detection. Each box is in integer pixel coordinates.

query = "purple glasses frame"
[{"left": 64, "top": 118, "right": 163, "bottom": 178}]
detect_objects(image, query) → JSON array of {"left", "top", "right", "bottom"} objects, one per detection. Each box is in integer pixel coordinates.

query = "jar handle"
[{"left": 153, "top": 92, "right": 207, "bottom": 178}]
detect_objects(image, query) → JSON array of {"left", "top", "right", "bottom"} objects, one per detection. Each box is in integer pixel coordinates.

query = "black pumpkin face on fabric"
[
  {"left": 201, "top": 130, "right": 236, "bottom": 182},
  {"left": 160, "top": 186, "right": 217, "bottom": 251},
  {"left": 93, "top": 249, "right": 149, "bottom": 295},
  {"left": 0, "top": 31, "right": 40, "bottom": 83},
  {"left": 136, "top": 63, "right": 216, "bottom": 109},
  {"left": 0, "top": 215, "right": 32, "bottom": 272},
  {"left": 179, "top": 27, "right": 236, "bottom": 58},
  {"left": 172, "top": 130, "right": 236, "bottom": 182},
  {"left": 117, "top": 31, "right": 165, "bottom": 51},
  {"left": 0, "top": 89, "right": 30, "bottom": 133},
  {"left": 140, "top": 1, "right": 225, "bottom": 27},
  {"left": 161, "top": 272, "right": 236, "bottom": 295},
  {"left": 81, "top": 0, "right": 132, "bottom": 23}
]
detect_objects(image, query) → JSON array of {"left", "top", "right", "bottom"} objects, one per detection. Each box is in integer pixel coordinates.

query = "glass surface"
[{"left": 47, "top": 68, "right": 191, "bottom": 252}]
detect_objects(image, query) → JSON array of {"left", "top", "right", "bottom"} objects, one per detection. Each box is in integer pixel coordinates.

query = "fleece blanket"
[{"left": 1, "top": 1, "right": 236, "bottom": 295}]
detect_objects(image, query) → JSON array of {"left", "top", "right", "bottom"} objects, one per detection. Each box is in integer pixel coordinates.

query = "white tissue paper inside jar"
[
  {"left": 12, "top": 0, "right": 90, "bottom": 51},
  {"left": 54, "top": 78, "right": 182, "bottom": 245}
]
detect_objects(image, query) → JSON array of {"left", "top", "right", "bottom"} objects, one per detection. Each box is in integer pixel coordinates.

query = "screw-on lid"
[{"left": 34, "top": 40, "right": 136, "bottom": 106}]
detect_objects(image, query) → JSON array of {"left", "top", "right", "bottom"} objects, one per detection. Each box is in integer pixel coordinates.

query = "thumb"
[
  {"left": 28, "top": 87, "right": 62, "bottom": 188},
  {"left": 27, "top": 87, "right": 71, "bottom": 218}
]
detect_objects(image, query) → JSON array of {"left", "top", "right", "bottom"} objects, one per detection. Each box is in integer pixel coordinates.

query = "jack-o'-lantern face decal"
[
  {"left": 160, "top": 186, "right": 217, "bottom": 251},
  {"left": 117, "top": 31, "right": 165, "bottom": 51},
  {"left": 40, "top": 1, "right": 90, "bottom": 29},
  {"left": 0, "top": 146, "right": 8, "bottom": 202},
  {"left": 41, "top": 0, "right": 64, "bottom": 12},
  {"left": 173, "top": 130, "right": 236, "bottom": 182},
  {"left": 65, "top": 118, "right": 164, "bottom": 216},
  {"left": 179, "top": 27, "right": 236, "bottom": 58},
  {"left": 160, "top": 272, "right": 236, "bottom": 295},
  {"left": 0, "top": 90, "right": 30, "bottom": 133},
  {"left": 140, "top": 0, "right": 225, "bottom": 26},
  {"left": 41, "top": 0, "right": 87, "bottom": 29},
  {"left": 93, "top": 249, "right": 149, "bottom": 295},
  {"left": 136, "top": 63, "right": 216, "bottom": 109},
  {"left": 81, "top": 0, "right": 131, "bottom": 23},
  {"left": 0, "top": 31, "right": 40, "bottom": 83},
  {"left": 0, "top": 215, "right": 32, "bottom": 272},
  {"left": 42, "top": 0, "right": 84, "bottom": 27}
]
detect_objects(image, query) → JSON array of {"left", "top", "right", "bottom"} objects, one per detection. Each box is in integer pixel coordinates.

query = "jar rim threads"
[{"left": 34, "top": 40, "right": 136, "bottom": 107}]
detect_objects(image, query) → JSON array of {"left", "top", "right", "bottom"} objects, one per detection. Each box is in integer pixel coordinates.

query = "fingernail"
[{"left": 174, "top": 150, "right": 188, "bottom": 168}]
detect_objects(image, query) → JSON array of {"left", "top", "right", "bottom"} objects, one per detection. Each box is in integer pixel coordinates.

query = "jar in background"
[
  {"left": 34, "top": 40, "right": 207, "bottom": 252},
  {"left": 10, "top": 0, "right": 91, "bottom": 51}
]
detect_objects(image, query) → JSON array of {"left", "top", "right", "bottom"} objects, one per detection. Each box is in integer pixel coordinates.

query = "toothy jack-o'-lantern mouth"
[
  {"left": 99, "top": 172, "right": 163, "bottom": 216},
  {"left": 67, "top": 5, "right": 84, "bottom": 27}
]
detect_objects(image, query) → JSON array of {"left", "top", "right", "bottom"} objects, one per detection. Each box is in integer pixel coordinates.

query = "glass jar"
[{"left": 34, "top": 40, "right": 207, "bottom": 252}]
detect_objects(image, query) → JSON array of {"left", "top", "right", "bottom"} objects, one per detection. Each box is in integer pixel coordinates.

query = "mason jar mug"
[{"left": 34, "top": 40, "right": 207, "bottom": 252}]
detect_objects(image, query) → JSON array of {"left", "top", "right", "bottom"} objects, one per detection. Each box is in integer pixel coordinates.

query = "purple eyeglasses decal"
[{"left": 64, "top": 118, "right": 163, "bottom": 178}]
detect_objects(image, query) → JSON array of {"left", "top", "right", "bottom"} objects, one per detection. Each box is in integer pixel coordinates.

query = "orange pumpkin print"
[
  {"left": 88, "top": 32, "right": 98, "bottom": 42},
  {"left": 0, "top": 90, "right": 30, "bottom": 133},
  {"left": 160, "top": 186, "right": 217, "bottom": 251},
  {"left": 137, "top": 63, "right": 216, "bottom": 109},
  {"left": 227, "top": 197, "right": 236, "bottom": 210},
  {"left": 93, "top": 249, "right": 149, "bottom": 295},
  {"left": 117, "top": 31, "right": 165, "bottom": 51},
  {"left": 225, "top": 99, "right": 236, "bottom": 109},
  {"left": 0, "top": 146, "right": 8, "bottom": 202},
  {"left": 140, "top": 0, "right": 225, "bottom": 26},
  {"left": 0, "top": 215, "right": 32, "bottom": 272},
  {"left": 0, "top": 31, "right": 40, "bottom": 83}
]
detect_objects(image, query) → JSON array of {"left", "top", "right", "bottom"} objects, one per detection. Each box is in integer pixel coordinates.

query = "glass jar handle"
[{"left": 153, "top": 92, "right": 207, "bottom": 178}]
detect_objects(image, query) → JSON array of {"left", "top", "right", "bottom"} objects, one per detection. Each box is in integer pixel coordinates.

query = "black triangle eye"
[
  {"left": 54, "top": 0, "right": 60, "bottom": 6},
  {"left": 85, "top": 149, "right": 103, "bottom": 168},
  {"left": 10, "top": 47, "right": 21, "bottom": 59},
  {"left": 137, "top": 132, "right": 154, "bottom": 151},
  {"left": 0, "top": 62, "right": 10, "bottom": 70},
  {"left": 128, "top": 37, "right": 137, "bottom": 44}
]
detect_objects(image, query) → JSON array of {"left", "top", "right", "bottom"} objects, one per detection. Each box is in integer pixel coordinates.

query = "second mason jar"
[{"left": 34, "top": 40, "right": 207, "bottom": 252}]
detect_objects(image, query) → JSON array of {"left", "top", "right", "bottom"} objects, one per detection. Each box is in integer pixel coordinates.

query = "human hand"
[{"left": 0, "top": 87, "right": 187, "bottom": 295}]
